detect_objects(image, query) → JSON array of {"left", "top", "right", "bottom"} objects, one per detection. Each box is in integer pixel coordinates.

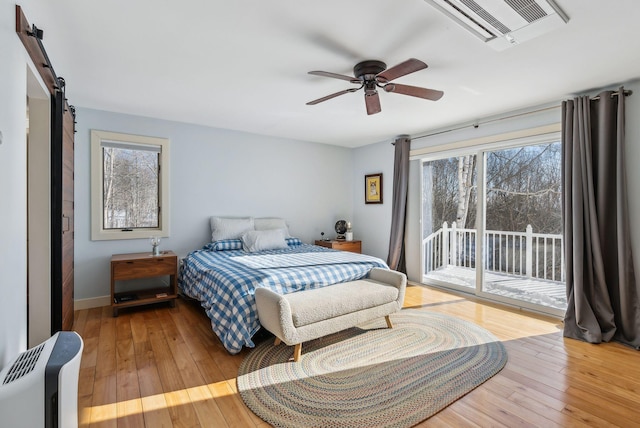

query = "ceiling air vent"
[{"left": 424, "top": 0, "right": 569, "bottom": 50}]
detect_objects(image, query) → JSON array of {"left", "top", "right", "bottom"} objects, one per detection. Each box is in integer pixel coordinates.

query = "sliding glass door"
[
  {"left": 421, "top": 136, "right": 566, "bottom": 315},
  {"left": 483, "top": 143, "right": 565, "bottom": 310},
  {"left": 422, "top": 154, "right": 478, "bottom": 291}
]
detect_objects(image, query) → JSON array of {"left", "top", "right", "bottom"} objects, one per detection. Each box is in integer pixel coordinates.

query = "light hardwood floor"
[{"left": 74, "top": 284, "right": 640, "bottom": 427}]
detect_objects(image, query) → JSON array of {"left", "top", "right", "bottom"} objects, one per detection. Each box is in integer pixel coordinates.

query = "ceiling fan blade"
[
  {"left": 308, "top": 70, "right": 360, "bottom": 83},
  {"left": 384, "top": 83, "right": 444, "bottom": 101},
  {"left": 306, "top": 87, "right": 359, "bottom": 105},
  {"left": 365, "top": 92, "right": 382, "bottom": 115},
  {"left": 376, "top": 58, "right": 428, "bottom": 83}
]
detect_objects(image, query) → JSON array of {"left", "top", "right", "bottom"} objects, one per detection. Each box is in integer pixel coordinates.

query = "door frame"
[{"left": 26, "top": 67, "right": 52, "bottom": 347}]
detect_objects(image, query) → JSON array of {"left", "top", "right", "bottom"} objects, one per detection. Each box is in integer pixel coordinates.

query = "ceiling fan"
[{"left": 306, "top": 58, "right": 444, "bottom": 115}]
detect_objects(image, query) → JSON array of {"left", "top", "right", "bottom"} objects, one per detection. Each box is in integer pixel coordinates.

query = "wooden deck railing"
[{"left": 423, "top": 222, "right": 565, "bottom": 283}]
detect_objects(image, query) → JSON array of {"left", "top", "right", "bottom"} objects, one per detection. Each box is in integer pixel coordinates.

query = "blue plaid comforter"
[{"left": 179, "top": 243, "right": 388, "bottom": 354}]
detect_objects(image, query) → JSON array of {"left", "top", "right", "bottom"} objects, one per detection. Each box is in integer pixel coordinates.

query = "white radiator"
[{"left": 0, "top": 331, "right": 83, "bottom": 428}]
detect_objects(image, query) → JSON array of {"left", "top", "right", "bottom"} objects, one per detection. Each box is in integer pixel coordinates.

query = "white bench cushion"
[{"left": 286, "top": 279, "right": 399, "bottom": 327}]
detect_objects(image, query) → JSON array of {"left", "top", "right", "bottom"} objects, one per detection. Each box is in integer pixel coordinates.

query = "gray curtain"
[
  {"left": 562, "top": 87, "right": 640, "bottom": 349},
  {"left": 387, "top": 136, "right": 411, "bottom": 272}
]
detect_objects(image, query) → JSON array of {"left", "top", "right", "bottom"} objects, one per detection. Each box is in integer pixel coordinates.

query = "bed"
[{"left": 179, "top": 217, "right": 388, "bottom": 354}]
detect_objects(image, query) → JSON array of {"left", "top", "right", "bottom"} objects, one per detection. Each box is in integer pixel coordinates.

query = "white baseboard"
[{"left": 74, "top": 295, "right": 111, "bottom": 310}]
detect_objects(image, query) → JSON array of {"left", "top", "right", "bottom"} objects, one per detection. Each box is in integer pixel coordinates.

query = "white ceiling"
[{"left": 18, "top": 0, "right": 640, "bottom": 148}]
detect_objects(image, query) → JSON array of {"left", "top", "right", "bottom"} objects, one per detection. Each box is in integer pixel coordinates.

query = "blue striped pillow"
[{"left": 207, "top": 239, "right": 243, "bottom": 251}]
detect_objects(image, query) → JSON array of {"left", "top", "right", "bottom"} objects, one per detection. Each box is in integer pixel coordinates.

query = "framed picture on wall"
[{"left": 365, "top": 173, "right": 383, "bottom": 204}]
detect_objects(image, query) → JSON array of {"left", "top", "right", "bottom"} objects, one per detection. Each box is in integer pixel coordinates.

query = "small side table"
[
  {"left": 314, "top": 240, "right": 362, "bottom": 254},
  {"left": 110, "top": 251, "right": 178, "bottom": 317}
]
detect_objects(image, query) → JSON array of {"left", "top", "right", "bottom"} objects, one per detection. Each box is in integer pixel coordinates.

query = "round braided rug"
[{"left": 238, "top": 309, "right": 507, "bottom": 428}]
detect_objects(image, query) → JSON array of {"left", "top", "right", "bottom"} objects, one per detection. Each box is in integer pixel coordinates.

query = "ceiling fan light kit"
[{"left": 307, "top": 58, "right": 444, "bottom": 115}]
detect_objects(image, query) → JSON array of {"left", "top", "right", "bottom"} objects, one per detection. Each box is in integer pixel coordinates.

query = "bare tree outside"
[
  {"left": 456, "top": 155, "right": 476, "bottom": 228},
  {"left": 103, "top": 147, "right": 159, "bottom": 229},
  {"left": 486, "top": 143, "right": 562, "bottom": 234},
  {"left": 422, "top": 155, "right": 477, "bottom": 237},
  {"left": 423, "top": 142, "right": 561, "bottom": 236}
]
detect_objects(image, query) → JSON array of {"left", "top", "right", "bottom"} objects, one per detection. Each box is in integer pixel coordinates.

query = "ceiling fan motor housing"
[{"left": 353, "top": 60, "right": 386, "bottom": 81}]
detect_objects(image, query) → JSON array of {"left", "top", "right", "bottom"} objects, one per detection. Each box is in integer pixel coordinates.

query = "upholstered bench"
[{"left": 255, "top": 267, "right": 407, "bottom": 361}]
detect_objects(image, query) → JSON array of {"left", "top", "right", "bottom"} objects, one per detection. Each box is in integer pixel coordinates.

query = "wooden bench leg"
[
  {"left": 274, "top": 337, "right": 281, "bottom": 346},
  {"left": 385, "top": 315, "right": 393, "bottom": 329},
  {"left": 293, "top": 343, "right": 302, "bottom": 362}
]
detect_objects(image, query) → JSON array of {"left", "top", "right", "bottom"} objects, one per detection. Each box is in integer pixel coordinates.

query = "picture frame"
[{"left": 365, "top": 173, "right": 383, "bottom": 204}]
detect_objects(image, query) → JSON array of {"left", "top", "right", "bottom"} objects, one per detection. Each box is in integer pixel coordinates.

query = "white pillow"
[
  {"left": 210, "top": 216, "right": 255, "bottom": 241},
  {"left": 241, "top": 229, "right": 288, "bottom": 252},
  {"left": 254, "top": 217, "right": 291, "bottom": 237}
]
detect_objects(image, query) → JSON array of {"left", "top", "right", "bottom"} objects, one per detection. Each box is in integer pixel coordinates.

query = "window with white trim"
[{"left": 91, "top": 130, "right": 170, "bottom": 240}]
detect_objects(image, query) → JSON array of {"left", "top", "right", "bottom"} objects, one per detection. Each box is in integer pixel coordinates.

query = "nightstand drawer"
[
  {"left": 331, "top": 241, "right": 361, "bottom": 253},
  {"left": 314, "top": 240, "right": 362, "bottom": 254},
  {"left": 112, "top": 256, "right": 176, "bottom": 280}
]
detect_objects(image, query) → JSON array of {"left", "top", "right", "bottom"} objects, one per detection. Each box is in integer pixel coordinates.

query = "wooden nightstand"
[
  {"left": 110, "top": 251, "right": 178, "bottom": 317},
  {"left": 314, "top": 240, "right": 362, "bottom": 254}
]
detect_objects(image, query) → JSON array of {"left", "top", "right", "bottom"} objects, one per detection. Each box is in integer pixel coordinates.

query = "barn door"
[
  {"left": 16, "top": 5, "right": 76, "bottom": 334},
  {"left": 51, "top": 87, "right": 75, "bottom": 332}
]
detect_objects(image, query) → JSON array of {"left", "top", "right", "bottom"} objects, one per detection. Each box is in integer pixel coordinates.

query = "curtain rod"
[
  {"left": 409, "top": 104, "right": 560, "bottom": 142},
  {"left": 391, "top": 135, "right": 411, "bottom": 145},
  {"left": 399, "top": 88, "right": 633, "bottom": 144},
  {"left": 591, "top": 89, "right": 633, "bottom": 100}
]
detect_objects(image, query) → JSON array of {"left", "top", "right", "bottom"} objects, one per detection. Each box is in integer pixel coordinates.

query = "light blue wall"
[
  {"left": 351, "top": 139, "right": 396, "bottom": 261},
  {"left": 74, "top": 108, "right": 354, "bottom": 301},
  {"left": 0, "top": 0, "right": 30, "bottom": 365}
]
